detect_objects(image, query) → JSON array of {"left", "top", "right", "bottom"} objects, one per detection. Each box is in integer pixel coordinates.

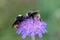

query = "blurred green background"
[{"left": 0, "top": 0, "right": 60, "bottom": 40}]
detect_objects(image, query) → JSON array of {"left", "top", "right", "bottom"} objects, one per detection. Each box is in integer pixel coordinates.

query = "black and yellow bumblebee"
[
  {"left": 12, "top": 15, "right": 26, "bottom": 29},
  {"left": 12, "top": 11, "right": 42, "bottom": 29}
]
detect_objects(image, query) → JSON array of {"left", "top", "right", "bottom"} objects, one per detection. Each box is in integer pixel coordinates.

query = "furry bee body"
[{"left": 12, "top": 11, "right": 41, "bottom": 29}]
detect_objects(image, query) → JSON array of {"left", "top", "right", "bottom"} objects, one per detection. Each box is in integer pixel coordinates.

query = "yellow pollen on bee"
[{"left": 14, "top": 25, "right": 19, "bottom": 29}]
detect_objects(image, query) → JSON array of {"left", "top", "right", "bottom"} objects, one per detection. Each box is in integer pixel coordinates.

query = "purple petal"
[
  {"left": 22, "top": 33, "right": 27, "bottom": 39},
  {"left": 38, "top": 33, "right": 43, "bottom": 38},
  {"left": 41, "top": 28, "right": 46, "bottom": 34},
  {"left": 16, "top": 28, "right": 22, "bottom": 34},
  {"left": 31, "top": 32, "right": 35, "bottom": 38}
]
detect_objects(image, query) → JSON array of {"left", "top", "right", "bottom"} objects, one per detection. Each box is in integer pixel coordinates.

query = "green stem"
[{"left": 31, "top": 37, "right": 35, "bottom": 40}]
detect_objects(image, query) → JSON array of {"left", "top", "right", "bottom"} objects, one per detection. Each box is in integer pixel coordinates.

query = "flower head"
[{"left": 16, "top": 18, "right": 47, "bottom": 39}]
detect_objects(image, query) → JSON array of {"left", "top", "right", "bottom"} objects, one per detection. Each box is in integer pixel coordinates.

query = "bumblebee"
[
  {"left": 28, "top": 11, "right": 42, "bottom": 21},
  {"left": 12, "top": 11, "right": 41, "bottom": 29},
  {"left": 12, "top": 15, "right": 26, "bottom": 29}
]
